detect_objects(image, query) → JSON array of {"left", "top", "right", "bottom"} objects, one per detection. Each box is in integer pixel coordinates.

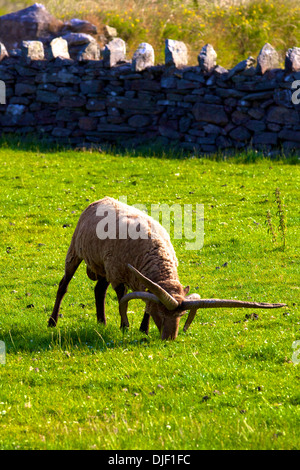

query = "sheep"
[{"left": 48, "top": 196, "right": 286, "bottom": 340}]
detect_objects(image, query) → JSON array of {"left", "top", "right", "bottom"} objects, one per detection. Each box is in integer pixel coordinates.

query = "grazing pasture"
[{"left": 0, "top": 145, "right": 299, "bottom": 449}]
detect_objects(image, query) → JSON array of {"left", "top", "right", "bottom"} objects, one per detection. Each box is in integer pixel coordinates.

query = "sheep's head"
[{"left": 119, "top": 264, "right": 286, "bottom": 340}]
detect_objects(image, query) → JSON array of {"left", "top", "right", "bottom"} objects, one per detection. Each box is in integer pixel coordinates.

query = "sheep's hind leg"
[
  {"left": 94, "top": 276, "right": 110, "bottom": 325},
  {"left": 140, "top": 311, "right": 150, "bottom": 335},
  {"left": 115, "top": 283, "right": 129, "bottom": 329},
  {"left": 48, "top": 256, "right": 82, "bottom": 327}
]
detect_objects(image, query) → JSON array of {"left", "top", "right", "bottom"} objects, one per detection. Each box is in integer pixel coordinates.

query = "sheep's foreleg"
[
  {"left": 139, "top": 312, "right": 150, "bottom": 335},
  {"left": 94, "top": 276, "right": 110, "bottom": 325},
  {"left": 115, "top": 283, "right": 129, "bottom": 329}
]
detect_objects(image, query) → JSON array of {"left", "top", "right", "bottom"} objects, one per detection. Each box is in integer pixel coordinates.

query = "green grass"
[{"left": 0, "top": 144, "right": 299, "bottom": 449}]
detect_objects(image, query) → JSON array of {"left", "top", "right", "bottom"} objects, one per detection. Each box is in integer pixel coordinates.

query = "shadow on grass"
[
  {"left": 1, "top": 133, "right": 299, "bottom": 164},
  {"left": 2, "top": 319, "right": 155, "bottom": 355}
]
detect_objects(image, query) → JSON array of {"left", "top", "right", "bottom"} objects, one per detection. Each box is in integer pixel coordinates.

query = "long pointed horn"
[
  {"left": 127, "top": 264, "right": 178, "bottom": 310},
  {"left": 182, "top": 298, "right": 287, "bottom": 332},
  {"left": 181, "top": 299, "right": 287, "bottom": 310},
  {"left": 181, "top": 293, "right": 201, "bottom": 333}
]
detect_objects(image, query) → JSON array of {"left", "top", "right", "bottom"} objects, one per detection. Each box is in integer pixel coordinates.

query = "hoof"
[
  {"left": 48, "top": 317, "right": 57, "bottom": 327},
  {"left": 139, "top": 326, "right": 149, "bottom": 335}
]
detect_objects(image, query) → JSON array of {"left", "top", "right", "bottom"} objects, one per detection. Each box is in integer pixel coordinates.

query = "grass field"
[
  {"left": 0, "top": 144, "right": 299, "bottom": 450},
  {"left": 0, "top": 0, "right": 299, "bottom": 67}
]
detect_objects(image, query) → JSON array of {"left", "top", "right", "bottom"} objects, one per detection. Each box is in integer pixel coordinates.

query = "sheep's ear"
[{"left": 183, "top": 286, "right": 190, "bottom": 296}]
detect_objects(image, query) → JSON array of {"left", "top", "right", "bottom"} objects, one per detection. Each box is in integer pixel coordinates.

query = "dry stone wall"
[{"left": 0, "top": 38, "right": 300, "bottom": 154}]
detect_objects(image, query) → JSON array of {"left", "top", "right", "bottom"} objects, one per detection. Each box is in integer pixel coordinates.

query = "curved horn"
[
  {"left": 119, "top": 291, "right": 160, "bottom": 328},
  {"left": 127, "top": 264, "right": 178, "bottom": 310},
  {"left": 182, "top": 298, "right": 287, "bottom": 332},
  {"left": 120, "top": 291, "right": 161, "bottom": 306}
]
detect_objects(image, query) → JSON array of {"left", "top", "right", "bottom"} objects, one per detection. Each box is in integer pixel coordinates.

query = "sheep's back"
[{"left": 70, "top": 197, "right": 179, "bottom": 290}]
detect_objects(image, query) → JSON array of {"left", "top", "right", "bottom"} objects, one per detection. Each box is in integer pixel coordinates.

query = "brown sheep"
[{"left": 48, "top": 197, "right": 286, "bottom": 340}]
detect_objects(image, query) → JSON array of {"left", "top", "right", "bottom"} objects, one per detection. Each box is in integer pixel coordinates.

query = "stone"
[
  {"left": 2, "top": 103, "right": 26, "bottom": 125},
  {"left": 56, "top": 86, "right": 76, "bottom": 97},
  {"left": 0, "top": 3, "right": 63, "bottom": 50},
  {"left": 198, "top": 44, "right": 217, "bottom": 74},
  {"left": 253, "top": 132, "right": 278, "bottom": 145},
  {"left": 274, "top": 88, "right": 293, "bottom": 108},
  {"left": 128, "top": 114, "right": 151, "bottom": 128},
  {"left": 192, "top": 102, "right": 228, "bottom": 125},
  {"left": 21, "top": 40, "right": 44, "bottom": 61},
  {"left": 49, "top": 37, "right": 70, "bottom": 60},
  {"left": 229, "top": 126, "right": 251, "bottom": 142},
  {"left": 267, "top": 123, "right": 281, "bottom": 132},
  {"left": 197, "top": 135, "right": 216, "bottom": 145},
  {"left": 183, "top": 71, "right": 205, "bottom": 83},
  {"left": 86, "top": 99, "right": 106, "bottom": 111},
  {"left": 97, "top": 124, "right": 134, "bottom": 133},
  {"left": 203, "top": 123, "right": 224, "bottom": 135},
  {"left": 56, "top": 108, "right": 84, "bottom": 121},
  {"left": 226, "top": 56, "right": 255, "bottom": 80},
  {"left": 248, "top": 108, "right": 265, "bottom": 120},
  {"left": 52, "top": 127, "right": 72, "bottom": 137},
  {"left": 232, "top": 110, "right": 249, "bottom": 125},
  {"left": 203, "top": 94, "right": 222, "bottom": 104},
  {"left": 0, "top": 42, "right": 8, "bottom": 61},
  {"left": 80, "top": 80, "right": 103, "bottom": 94},
  {"left": 178, "top": 79, "right": 200, "bottom": 90},
  {"left": 216, "top": 135, "right": 232, "bottom": 148},
  {"left": 10, "top": 96, "right": 30, "bottom": 105},
  {"left": 62, "top": 18, "right": 97, "bottom": 35},
  {"left": 107, "top": 96, "right": 153, "bottom": 111},
  {"left": 62, "top": 32, "right": 96, "bottom": 47},
  {"left": 132, "top": 43, "right": 154, "bottom": 72},
  {"left": 256, "top": 43, "right": 279, "bottom": 74},
  {"left": 103, "top": 25, "right": 118, "bottom": 41},
  {"left": 78, "top": 116, "right": 97, "bottom": 131},
  {"left": 102, "top": 38, "right": 126, "bottom": 67},
  {"left": 52, "top": 56, "right": 74, "bottom": 67},
  {"left": 242, "top": 90, "right": 274, "bottom": 101},
  {"left": 165, "top": 39, "right": 188, "bottom": 68},
  {"left": 36, "top": 89, "right": 59, "bottom": 103},
  {"left": 215, "top": 87, "right": 245, "bottom": 99},
  {"left": 245, "top": 120, "right": 266, "bottom": 132},
  {"left": 161, "top": 76, "right": 177, "bottom": 89},
  {"left": 201, "top": 144, "right": 217, "bottom": 153},
  {"left": 6, "top": 103, "right": 26, "bottom": 116},
  {"left": 267, "top": 105, "right": 299, "bottom": 124},
  {"left": 35, "top": 109, "right": 55, "bottom": 124},
  {"left": 278, "top": 129, "right": 300, "bottom": 143},
  {"left": 15, "top": 83, "right": 36, "bottom": 95},
  {"left": 282, "top": 140, "right": 300, "bottom": 150},
  {"left": 60, "top": 95, "right": 86, "bottom": 107},
  {"left": 77, "top": 42, "right": 101, "bottom": 61},
  {"left": 159, "top": 125, "right": 181, "bottom": 139},
  {"left": 19, "top": 111, "right": 35, "bottom": 125},
  {"left": 131, "top": 79, "right": 160, "bottom": 91},
  {"left": 8, "top": 49, "right": 21, "bottom": 57},
  {"left": 179, "top": 116, "right": 192, "bottom": 133},
  {"left": 213, "top": 65, "right": 228, "bottom": 77},
  {"left": 56, "top": 70, "right": 80, "bottom": 84},
  {"left": 38, "top": 84, "right": 58, "bottom": 93},
  {"left": 285, "top": 47, "right": 300, "bottom": 72}
]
